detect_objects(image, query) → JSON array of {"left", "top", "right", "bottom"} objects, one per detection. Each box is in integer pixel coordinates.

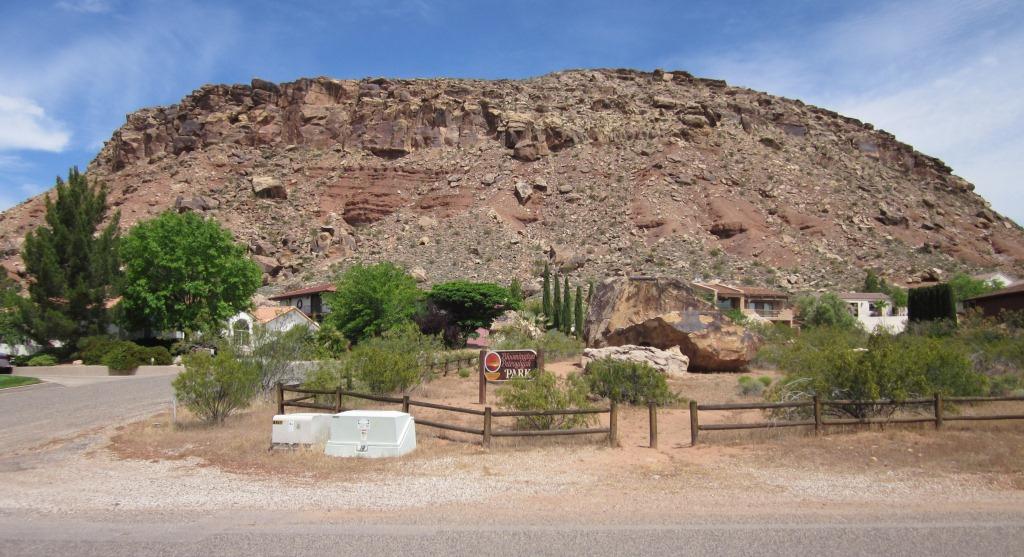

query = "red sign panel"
[{"left": 480, "top": 349, "right": 539, "bottom": 381}]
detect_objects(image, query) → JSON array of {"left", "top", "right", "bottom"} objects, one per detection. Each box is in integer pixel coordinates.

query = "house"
[
  {"left": 692, "top": 282, "right": 794, "bottom": 325},
  {"left": 228, "top": 306, "right": 319, "bottom": 345},
  {"left": 267, "top": 283, "right": 335, "bottom": 321},
  {"left": 837, "top": 292, "right": 908, "bottom": 333},
  {"left": 964, "top": 282, "right": 1024, "bottom": 318}
]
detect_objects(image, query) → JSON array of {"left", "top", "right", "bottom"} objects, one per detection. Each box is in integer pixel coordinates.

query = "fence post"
[
  {"left": 335, "top": 387, "right": 343, "bottom": 413},
  {"left": 689, "top": 400, "right": 699, "bottom": 446},
  {"left": 609, "top": 401, "right": 618, "bottom": 447},
  {"left": 483, "top": 407, "right": 492, "bottom": 448},
  {"left": 402, "top": 395, "right": 410, "bottom": 414},
  {"left": 276, "top": 382, "right": 284, "bottom": 416},
  {"left": 813, "top": 395, "right": 822, "bottom": 435},
  {"left": 934, "top": 393, "right": 943, "bottom": 429},
  {"left": 648, "top": 401, "right": 658, "bottom": 449},
  {"left": 478, "top": 350, "right": 486, "bottom": 404}
]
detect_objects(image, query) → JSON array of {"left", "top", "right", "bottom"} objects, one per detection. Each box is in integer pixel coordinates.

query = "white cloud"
[
  {"left": 0, "top": 96, "right": 71, "bottom": 152},
  {"left": 56, "top": 0, "right": 113, "bottom": 13}
]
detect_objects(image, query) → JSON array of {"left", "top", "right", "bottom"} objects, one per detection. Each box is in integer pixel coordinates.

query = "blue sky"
[{"left": 1, "top": 0, "right": 1022, "bottom": 223}]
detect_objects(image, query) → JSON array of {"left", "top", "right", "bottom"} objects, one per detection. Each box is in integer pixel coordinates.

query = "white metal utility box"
[
  {"left": 271, "top": 413, "right": 332, "bottom": 445},
  {"left": 324, "top": 410, "right": 416, "bottom": 458}
]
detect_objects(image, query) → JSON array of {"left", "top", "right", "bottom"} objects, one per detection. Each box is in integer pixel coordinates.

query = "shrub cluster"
[
  {"left": 583, "top": 358, "right": 676, "bottom": 405},
  {"left": 25, "top": 354, "right": 58, "bottom": 367},
  {"left": 492, "top": 327, "right": 584, "bottom": 360},
  {"left": 495, "top": 371, "right": 594, "bottom": 430},
  {"left": 173, "top": 345, "right": 259, "bottom": 423},
  {"left": 78, "top": 336, "right": 173, "bottom": 372},
  {"left": 737, "top": 375, "right": 773, "bottom": 396}
]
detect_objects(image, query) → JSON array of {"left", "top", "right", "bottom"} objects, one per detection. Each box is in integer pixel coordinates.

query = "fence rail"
[
  {"left": 425, "top": 356, "right": 477, "bottom": 377},
  {"left": 690, "top": 393, "right": 1024, "bottom": 444},
  {"left": 276, "top": 383, "right": 615, "bottom": 447}
]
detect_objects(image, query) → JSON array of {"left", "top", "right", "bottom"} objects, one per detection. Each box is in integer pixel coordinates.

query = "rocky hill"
[{"left": 1, "top": 68, "right": 1022, "bottom": 294}]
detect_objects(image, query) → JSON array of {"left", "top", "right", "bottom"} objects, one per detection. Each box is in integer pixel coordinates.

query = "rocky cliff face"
[{"left": 1, "top": 68, "right": 1022, "bottom": 293}]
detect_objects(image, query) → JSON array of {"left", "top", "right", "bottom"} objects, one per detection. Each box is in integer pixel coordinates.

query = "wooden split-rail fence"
[{"left": 276, "top": 383, "right": 617, "bottom": 448}]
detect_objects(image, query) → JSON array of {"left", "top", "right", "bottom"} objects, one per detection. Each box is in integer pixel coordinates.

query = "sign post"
[{"left": 478, "top": 349, "right": 541, "bottom": 404}]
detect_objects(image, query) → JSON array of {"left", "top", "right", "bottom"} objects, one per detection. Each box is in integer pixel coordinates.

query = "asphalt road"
[
  {"left": 0, "top": 374, "right": 174, "bottom": 452},
  {"left": 1, "top": 511, "right": 1022, "bottom": 556}
]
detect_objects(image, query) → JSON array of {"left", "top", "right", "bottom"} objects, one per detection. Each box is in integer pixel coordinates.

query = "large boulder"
[
  {"left": 582, "top": 345, "right": 689, "bottom": 376},
  {"left": 584, "top": 276, "right": 760, "bottom": 371}
]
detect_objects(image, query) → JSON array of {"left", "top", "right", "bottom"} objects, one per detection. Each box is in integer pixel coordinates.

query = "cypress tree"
[
  {"left": 574, "top": 285, "right": 584, "bottom": 338},
  {"left": 561, "top": 276, "right": 571, "bottom": 334},
  {"left": 20, "top": 168, "right": 120, "bottom": 346},
  {"left": 542, "top": 263, "right": 551, "bottom": 325},
  {"left": 552, "top": 274, "right": 561, "bottom": 330}
]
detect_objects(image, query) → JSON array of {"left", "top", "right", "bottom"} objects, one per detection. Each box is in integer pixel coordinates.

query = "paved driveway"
[{"left": 0, "top": 373, "right": 175, "bottom": 453}]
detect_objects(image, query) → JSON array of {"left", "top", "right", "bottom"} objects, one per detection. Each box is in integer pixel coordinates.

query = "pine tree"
[
  {"left": 20, "top": 168, "right": 120, "bottom": 346},
  {"left": 552, "top": 274, "right": 562, "bottom": 330},
  {"left": 574, "top": 285, "right": 584, "bottom": 338},
  {"left": 542, "top": 263, "right": 551, "bottom": 325},
  {"left": 561, "top": 276, "right": 571, "bottom": 334}
]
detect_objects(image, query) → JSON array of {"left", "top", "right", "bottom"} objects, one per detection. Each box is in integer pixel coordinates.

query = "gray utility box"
[
  {"left": 324, "top": 410, "right": 416, "bottom": 458},
  {"left": 271, "top": 413, "right": 332, "bottom": 445}
]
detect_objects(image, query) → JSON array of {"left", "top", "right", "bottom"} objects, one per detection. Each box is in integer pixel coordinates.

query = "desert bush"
[
  {"left": 344, "top": 323, "right": 444, "bottom": 394},
  {"left": 145, "top": 345, "right": 173, "bottom": 365},
  {"left": 239, "top": 324, "right": 313, "bottom": 395},
  {"left": 795, "top": 293, "right": 861, "bottom": 330},
  {"left": 26, "top": 354, "right": 58, "bottom": 366},
  {"left": 584, "top": 358, "right": 676, "bottom": 405},
  {"left": 101, "top": 342, "right": 149, "bottom": 373},
  {"left": 767, "top": 331, "right": 986, "bottom": 418},
  {"left": 77, "top": 335, "right": 118, "bottom": 365},
  {"left": 737, "top": 375, "right": 764, "bottom": 396},
  {"left": 496, "top": 371, "right": 594, "bottom": 430},
  {"left": 493, "top": 328, "right": 583, "bottom": 360},
  {"left": 173, "top": 345, "right": 259, "bottom": 424}
]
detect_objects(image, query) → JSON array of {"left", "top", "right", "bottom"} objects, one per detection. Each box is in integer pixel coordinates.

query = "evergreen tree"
[
  {"left": 552, "top": 274, "right": 562, "bottom": 330},
  {"left": 574, "top": 285, "right": 584, "bottom": 338},
  {"left": 542, "top": 263, "right": 551, "bottom": 324},
  {"left": 20, "top": 168, "right": 120, "bottom": 346},
  {"left": 561, "top": 276, "right": 571, "bottom": 334},
  {"left": 864, "top": 270, "right": 882, "bottom": 293}
]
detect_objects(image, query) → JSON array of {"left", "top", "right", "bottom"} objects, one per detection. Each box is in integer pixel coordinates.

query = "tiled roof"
[
  {"left": 250, "top": 305, "right": 319, "bottom": 326},
  {"left": 268, "top": 282, "right": 336, "bottom": 300},
  {"left": 837, "top": 292, "right": 892, "bottom": 302},
  {"left": 735, "top": 286, "right": 789, "bottom": 298}
]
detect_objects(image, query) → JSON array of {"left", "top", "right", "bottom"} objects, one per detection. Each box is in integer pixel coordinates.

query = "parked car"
[{"left": 0, "top": 353, "right": 12, "bottom": 374}]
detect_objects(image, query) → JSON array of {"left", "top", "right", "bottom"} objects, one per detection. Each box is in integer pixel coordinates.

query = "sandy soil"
[{"left": 4, "top": 360, "right": 1024, "bottom": 519}]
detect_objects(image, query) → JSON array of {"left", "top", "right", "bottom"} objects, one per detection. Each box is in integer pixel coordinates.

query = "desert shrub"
[
  {"left": 988, "top": 374, "right": 1024, "bottom": 397},
  {"left": 26, "top": 354, "right": 58, "bottom": 367},
  {"left": 239, "top": 324, "right": 313, "bottom": 395},
  {"left": 145, "top": 346, "right": 174, "bottom": 365},
  {"left": 173, "top": 346, "right": 259, "bottom": 424},
  {"left": 737, "top": 375, "right": 766, "bottom": 396},
  {"left": 496, "top": 371, "right": 594, "bottom": 430},
  {"left": 493, "top": 327, "right": 583, "bottom": 361},
  {"left": 457, "top": 367, "right": 471, "bottom": 378},
  {"left": 344, "top": 323, "right": 444, "bottom": 394},
  {"left": 767, "top": 331, "right": 987, "bottom": 418},
  {"left": 101, "top": 342, "right": 149, "bottom": 373},
  {"left": 584, "top": 358, "right": 676, "bottom": 405},
  {"left": 724, "top": 308, "right": 747, "bottom": 324}
]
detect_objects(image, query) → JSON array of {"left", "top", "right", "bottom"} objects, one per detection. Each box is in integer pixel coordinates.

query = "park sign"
[{"left": 478, "top": 349, "right": 543, "bottom": 404}]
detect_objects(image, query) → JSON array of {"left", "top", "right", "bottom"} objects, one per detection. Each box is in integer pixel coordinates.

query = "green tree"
[
  {"left": 0, "top": 276, "right": 25, "bottom": 347},
  {"left": 323, "top": 262, "right": 422, "bottom": 343},
  {"left": 428, "top": 280, "right": 520, "bottom": 345},
  {"left": 863, "top": 270, "right": 882, "bottom": 293},
  {"left": 561, "top": 276, "right": 571, "bottom": 334},
  {"left": 119, "top": 211, "right": 261, "bottom": 335},
  {"left": 552, "top": 274, "right": 562, "bottom": 330},
  {"left": 574, "top": 285, "right": 584, "bottom": 339},
  {"left": 542, "top": 262, "right": 551, "bottom": 323},
  {"left": 947, "top": 272, "right": 1001, "bottom": 303},
  {"left": 20, "top": 168, "right": 120, "bottom": 346},
  {"left": 508, "top": 278, "right": 523, "bottom": 304},
  {"left": 795, "top": 293, "right": 860, "bottom": 330}
]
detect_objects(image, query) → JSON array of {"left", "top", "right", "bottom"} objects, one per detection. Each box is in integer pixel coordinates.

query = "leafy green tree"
[
  {"left": 795, "top": 293, "right": 860, "bottom": 330},
  {"left": 574, "top": 285, "right": 584, "bottom": 339},
  {"left": 947, "top": 272, "right": 1001, "bottom": 303},
  {"left": 20, "top": 168, "right": 120, "bottom": 345},
  {"left": 119, "top": 211, "right": 261, "bottom": 335},
  {"left": 428, "top": 280, "right": 520, "bottom": 345},
  {"left": 541, "top": 262, "right": 551, "bottom": 323},
  {"left": 552, "top": 274, "right": 562, "bottom": 331},
  {"left": 863, "top": 270, "right": 881, "bottom": 293},
  {"left": 323, "top": 262, "right": 422, "bottom": 343}
]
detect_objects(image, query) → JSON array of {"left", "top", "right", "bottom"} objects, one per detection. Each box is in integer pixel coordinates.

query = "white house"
[
  {"left": 228, "top": 306, "right": 319, "bottom": 346},
  {"left": 838, "top": 292, "right": 908, "bottom": 333},
  {"left": 267, "top": 283, "right": 335, "bottom": 321}
]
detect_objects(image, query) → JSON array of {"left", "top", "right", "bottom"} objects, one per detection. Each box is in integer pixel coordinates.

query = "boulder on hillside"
[
  {"left": 582, "top": 345, "right": 690, "bottom": 376},
  {"left": 174, "top": 195, "right": 219, "bottom": 212},
  {"left": 584, "top": 276, "right": 761, "bottom": 371},
  {"left": 251, "top": 176, "right": 287, "bottom": 199}
]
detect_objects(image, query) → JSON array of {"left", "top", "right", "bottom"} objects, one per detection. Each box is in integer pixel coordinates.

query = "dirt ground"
[{"left": 107, "top": 359, "right": 1024, "bottom": 500}]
